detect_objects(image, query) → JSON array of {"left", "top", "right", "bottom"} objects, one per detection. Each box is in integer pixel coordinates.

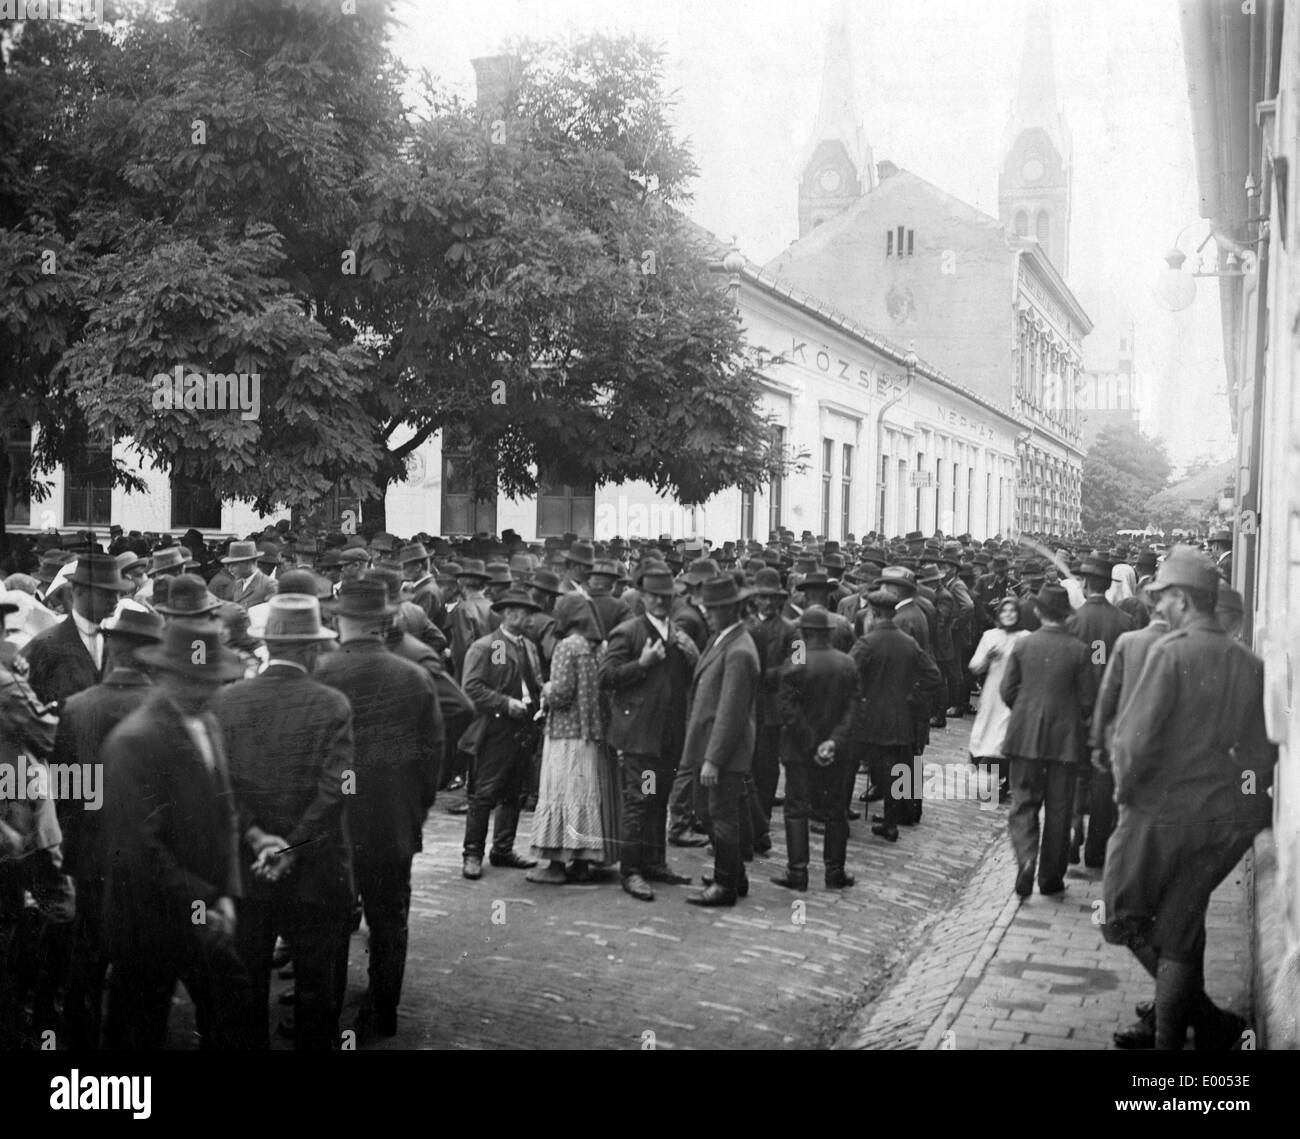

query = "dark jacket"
[
  {"left": 1066, "top": 594, "right": 1134, "bottom": 684},
  {"left": 930, "top": 583, "right": 955, "bottom": 662},
  {"left": 101, "top": 691, "right": 242, "bottom": 957},
  {"left": 851, "top": 620, "right": 941, "bottom": 746},
  {"left": 1088, "top": 618, "right": 1170, "bottom": 755},
  {"left": 1000, "top": 624, "right": 1097, "bottom": 765},
  {"left": 215, "top": 664, "right": 355, "bottom": 907},
  {"left": 671, "top": 597, "right": 709, "bottom": 652},
  {"left": 777, "top": 646, "right": 859, "bottom": 763},
  {"left": 599, "top": 613, "right": 699, "bottom": 756},
  {"left": 750, "top": 612, "right": 798, "bottom": 727},
  {"left": 588, "top": 592, "right": 632, "bottom": 640},
  {"left": 48, "top": 667, "right": 152, "bottom": 884},
  {"left": 448, "top": 596, "right": 493, "bottom": 679},
  {"left": 683, "top": 625, "right": 760, "bottom": 774},
  {"left": 21, "top": 616, "right": 100, "bottom": 707},
  {"left": 1111, "top": 613, "right": 1276, "bottom": 826},
  {"left": 315, "top": 640, "right": 442, "bottom": 862}
]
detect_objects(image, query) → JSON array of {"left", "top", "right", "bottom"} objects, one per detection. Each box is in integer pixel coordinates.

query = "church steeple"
[
  {"left": 998, "top": 0, "right": 1072, "bottom": 276},
  {"left": 798, "top": 1, "right": 875, "bottom": 238}
]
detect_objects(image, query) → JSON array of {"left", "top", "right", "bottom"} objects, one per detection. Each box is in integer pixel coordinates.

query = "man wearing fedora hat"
[
  {"left": 1207, "top": 527, "right": 1233, "bottom": 580},
  {"left": 153, "top": 572, "right": 225, "bottom": 630},
  {"left": 447, "top": 560, "right": 494, "bottom": 679},
  {"left": 560, "top": 540, "right": 596, "bottom": 595},
  {"left": 999, "top": 583, "right": 1098, "bottom": 900},
  {"left": 22, "top": 553, "right": 135, "bottom": 709},
  {"left": 44, "top": 605, "right": 163, "bottom": 1048},
  {"left": 459, "top": 587, "right": 548, "bottom": 880},
  {"left": 216, "top": 595, "right": 356, "bottom": 1049},
  {"left": 1065, "top": 553, "right": 1133, "bottom": 869},
  {"left": 1102, "top": 546, "right": 1275, "bottom": 1051},
  {"left": 398, "top": 542, "right": 444, "bottom": 627},
  {"left": 775, "top": 607, "right": 861, "bottom": 889},
  {"left": 100, "top": 624, "right": 254, "bottom": 1049},
  {"left": 682, "top": 576, "right": 760, "bottom": 907},
  {"left": 673, "top": 559, "right": 717, "bottom": 652},
  {"left": 749, "top": 568, "right": 798, "bottom": 831},
  {"left": 599, "top": 567, "right": 701, "bottom": 901},
  {"left": 223, "top": 541, "right": 276, "bottom": 611},
  {"left": 586, "top": 559, "right": 631, "bottom": 638}
]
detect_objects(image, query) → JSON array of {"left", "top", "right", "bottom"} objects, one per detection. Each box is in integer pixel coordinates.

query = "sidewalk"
[{"left": 836, "top": 775, "right": 1255, "bottom": 1050}]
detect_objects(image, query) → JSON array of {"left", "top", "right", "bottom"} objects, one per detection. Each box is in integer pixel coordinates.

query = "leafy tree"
[
  {"left": 1080, "top": 421, "right": 1172, "bottom": 534},
  {"left": 1, "top": 3, "right": 781, "bottom": 544}
]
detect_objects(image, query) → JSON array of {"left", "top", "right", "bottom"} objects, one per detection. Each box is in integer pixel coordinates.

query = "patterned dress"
[{"left": 530, "top": 633, "right": 612, "bottom": 864}]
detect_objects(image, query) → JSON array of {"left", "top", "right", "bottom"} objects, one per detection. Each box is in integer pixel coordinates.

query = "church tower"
[
  {"left": 998, "top": 0, "right": 1072, "bottom": 276},
  {"left": 798, "top": 2, "right": 875, "bottom": 238}
]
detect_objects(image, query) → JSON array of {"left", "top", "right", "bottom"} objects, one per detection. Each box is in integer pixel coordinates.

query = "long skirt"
[{"left": 530, "top": 736, "right": 610, "bottom": 864}]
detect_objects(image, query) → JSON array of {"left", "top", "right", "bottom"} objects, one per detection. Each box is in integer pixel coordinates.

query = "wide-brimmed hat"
[
  {"left": 153, "top": 573, "right": 223, "bottom": 616},
  {"left": 456, "top": 559, "right": 490, "bottom": 581},
  {"left": 1078, "top": 554, "right": 1114, "bottom": 582},
  {"left": 1146, "top": 545, "right": 1220, "bottom": 596},
  {"left": 334, "top": 578, "right": 397, "bottom": 619},
  {"left": 699, "top": 575, "right": 752, "bottom": 608},
  {"left": 491, "top": 587, "right": 542, "bottom": 613},
  {"left": 1208, "top": 528, "right": 1232, "bottom": 545},
  {"left": 250, "top": 594, "right": 337, "bottom": 642},
  {"left": 67, "top": 553, "right": 135, "bottom": 593},
  {"left": 877, "top": 566, "right": 918, "bottom": 594},
  {"left": 274, "top": 569, "right": 333, "bottom": 600},
  {"left": 1135, "top": 549, "right": 1158, "bottom": 572},
  {"left": 528, "top": 570, "right": 563, "bottom": 596},
  {"left": 637, "top": 568, "right": 676, "bottom": 598},
  {"left": 752, "top": 568, "right": 789, "bottom": 598},
  {"left": 220, "top": 541, "right": 259, "bottom": 565},
  {"left": 565, "top": 540, "right": 596, "bottom": 567},
  {"left": 683, "top": 557, "right": 721, "bottom": 585},
  {"left": 397, "top": 542, "right": 429, "bottom": 566},
  {"left": 484, "top": 561, "right": 513, "bottom": 586},
  {"left": 34, "top": 551, "right": 75, "bottom": 585},
  {"left": 800, "top": 571, "right": 834, "bottom": 591},
  {"left": 136, "top": 623, "right": 244, "bottom": 681},
  {"left": 916, "top": 563, "right": 943, "bottom": 585},
  {"left": 148, "top": 546, "right": 195, "bottom": 576},
  {"left": 590, "top": 559, "right": 621, "bottom": 579},
  {"left": 99, "top": 605, "right": 165, "bottom": 643},
  {"left": 115, "top": 550, "right": 148, "bottom": 576},
  {"left": 1033, "top": 583, "right": 1073, "bottom": 622}
]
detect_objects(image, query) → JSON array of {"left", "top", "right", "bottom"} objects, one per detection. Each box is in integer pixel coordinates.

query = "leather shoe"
[
  {"left": 489, "top": 851, "right": 538, "bottom": 870},
  {"left": 1114, "top": 1017, "right": 1155, "bottom": 1049},
  {"left": 462, "top": 857, "right": 483, "bottom": 880},
  {"left": 771, "top": 795, "right": 785, "bottom": 807},
  {"left": 825, "top": 870, "right": 856, "bottom": 889},
  {"left": 621, "top": 873, "right": 655, "bottom": 901},
  {"left": 1135, "top": 999, "right": 1154, "bottom": 1019},
  {"left": 1195, "top": 1010, "right": 1246, "bottom": 1051},
  {"left": 642, "top": 865, "right": 692, "bottom": 886},
  {"left": 753, "top": 836, "right": 773, "bottom": 856},
  {"left": 847, "top": 808, "right": 861, "bottom": 821},
  {"left": 769, "top": 870, "right": 808, "bottom": 892},
  {"left": 701, "top": 871, "right": 749, "bottom": 898},
  {"left": 685, "top": 884, "right": 737, "bottom": 907},
  {"left": 946, "top": 706, "right": 964, "bottom": 718},
  {"left": 1014, "top": 861, "right": 1034, "bottom": 898},
  {"left": 865, "top": 784, "right": 884, "bottom": 802},
  {"left": 668, "top": 832, "right": 709, "bottom": 848},
  {"left": 871, "top": 823, "right": 899, "bottom": 843},
  {"left": 445, "top": 801, "right": 469, "bottom": 815}
]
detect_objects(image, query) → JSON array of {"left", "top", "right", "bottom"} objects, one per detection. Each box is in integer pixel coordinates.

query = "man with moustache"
[
  {"left": 599, "top": 568, "right": 700, "bottom": 902},
  {"left": 223, "top": 541, "right": 276, "bottom": 611}
]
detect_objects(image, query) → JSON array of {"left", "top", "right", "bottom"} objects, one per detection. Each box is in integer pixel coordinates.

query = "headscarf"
[
  {"left": 995, "top": 595, "right": 1022, "bottom": 632},
  {"left": 551, "top": 592, "right": 602, "bottom": 643},
  {"left": 1107, "top": 561, "right": 1137, "bottom": 606}
]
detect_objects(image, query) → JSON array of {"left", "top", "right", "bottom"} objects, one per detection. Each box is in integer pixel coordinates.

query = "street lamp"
[
  {"left": 875, "top": 342, "right": 917, "bottom": 533},
  {"left": 1153, "top": 216, "right": 1267, "bottom": 313}
]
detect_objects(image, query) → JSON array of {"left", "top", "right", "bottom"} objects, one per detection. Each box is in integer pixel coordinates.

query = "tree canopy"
[
  {"left": 1080, "top": 420, "right": 1172, "bottom": 534},
  {"left": 1, "top": 0, "right": 782, "bottom": 538}
]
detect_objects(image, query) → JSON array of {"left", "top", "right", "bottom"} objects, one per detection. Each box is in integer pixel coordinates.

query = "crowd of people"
[{"left": 0, "top": 519, "right": 1273, "bottom": 1051}]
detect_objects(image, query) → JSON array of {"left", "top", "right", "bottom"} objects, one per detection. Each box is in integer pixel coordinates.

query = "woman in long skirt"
[
  {"left": 968, "top": 597, "right": 1029, "bottom": 802},
  {"left": 527, "top": 594, "right": 610, "bottom": 884}
]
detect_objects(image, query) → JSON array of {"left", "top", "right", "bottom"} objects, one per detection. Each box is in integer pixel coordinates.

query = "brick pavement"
[{"left": 837, "top": 788, "right": 1255, "bottom": 1051}]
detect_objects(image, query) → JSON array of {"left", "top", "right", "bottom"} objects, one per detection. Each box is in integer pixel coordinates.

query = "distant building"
[{"left": 1076, "top": 288, "right": 1139, "bottom": 447}]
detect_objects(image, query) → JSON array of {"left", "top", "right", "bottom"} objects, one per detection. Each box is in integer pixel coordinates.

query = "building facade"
[{"left": 1075, "top": 288, "right": 1139, "bottom": 447}]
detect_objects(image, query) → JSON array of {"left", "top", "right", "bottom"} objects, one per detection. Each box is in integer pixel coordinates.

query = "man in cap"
[
  {"left": 22, "top": 553, "right": 135, "bottom": 708},
  {"left": 853, "top": 589, "right": 942, "bottom": 842},
  {"left": 599, "top": 567, "right": 701, "bottom": 901},
  {"left": 682, "top": 576, "right": 761, "bottom": 907},
  {"left": 224, "top": 540, "right": 276, "bottom": 610},
  {"left": 314, "top": 580, "right": 442, "bottom": 1039},
  {"left": 100, "top": 624, "right": 254, "bottom": 1049},
  {"left": 1102, "top": 546, "right": 1274, "bottom": 1050},
  {"left": 46, "top": 605, "right": 163, "bottom": 1048},
  {"left": 217, "top": 595, "right": 356, "bottom": 1049},
  {"left": 774, "top": 608, "right": 861, "bottom": 888},
  {"left": 459, "top": 586, "right": 546, "bottom": 880},
  {"left": 1000, "top": 583, "right": 1097, "bottom": 899},
  {"left": 1066, "top": 553, "right": 1133, "bottom": 868}
]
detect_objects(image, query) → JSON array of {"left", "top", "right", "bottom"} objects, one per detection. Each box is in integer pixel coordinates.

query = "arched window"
[
  {"left": 1014, "top": 210, "right": 1028, "bottom": 236},
  {"left": 1036, "top": 210, "right": 1050, "bottom": 247}
]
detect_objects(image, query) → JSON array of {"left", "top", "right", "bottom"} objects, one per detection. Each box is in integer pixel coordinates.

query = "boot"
[
  {"left": 822, "top": 814, "right": 854, "bottom": 889},
  {"left": 1154, "top": 958, "right": 1198, "bottom": 1050},
  {"left": 770, "top": 816, "right": 810, "bottom": 892}
]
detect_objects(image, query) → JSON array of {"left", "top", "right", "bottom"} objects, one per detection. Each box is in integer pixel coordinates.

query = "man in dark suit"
[
  {"left": 447, "top": 560, "right": 493, "bottom": 679},
  {"left": 398, "top": 542, "right": 445, "bottom": 626},
  {"left": 1066, "top": 554, "right": 1133, "bottom": 867},
  {"left": 22, "top": 553, "right": 134, "bottom": 707},
  {"left": 775, "top": 608, "right": 860, "bottom": 890},
  {"left": 587, "top": 559, "right": 632, "bottom": 638},
  {"left": 748, "top": 569, "right": 797, "bottom": 830},
  {"left": 1000, "top": 584, "right": 1098, "bottom": 899},
  {"left": 682, "top": 576, "right": 760, "bottom": 908},
  {"left": 599, "top": 568, "right": 700, "bottom": 902},
  {"left": 853, "top": 590, "right": 941, "bottom": 842},
  {"left": 314, "top": 580, "right": 442, "bottom": 1039},
  {"left": 671, "top": 558, "right": 715, "bottom": 651},
  {"left": 217, "top": 595, "right": 355, "bottom": 1050},
  {"left": 458, "top": 587, "right": 545, "bottom": 879},
  {"left": 1104, "top": 547, "right": 1274, "bottom": 1050},
  {"left": 46, "top": 606, "right": 162, "bottom": 1049},
  {"left": 100, "top": 624, "right": 254, "bottom": 1050}
]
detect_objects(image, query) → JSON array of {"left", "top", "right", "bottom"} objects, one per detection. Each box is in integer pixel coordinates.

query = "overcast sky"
[{"left": 392, "top": 0, "right": 1235, "bottom": 474}]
